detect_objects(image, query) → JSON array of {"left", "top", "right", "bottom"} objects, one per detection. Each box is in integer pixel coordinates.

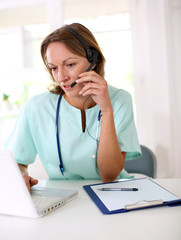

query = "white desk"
[{"left": 0, "top": 179, "right": 181, "bottom": 240}]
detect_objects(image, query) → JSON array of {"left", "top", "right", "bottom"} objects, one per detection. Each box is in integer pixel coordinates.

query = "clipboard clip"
[{"left": 125, "top": 199, "right": 163, "bottom": 210}]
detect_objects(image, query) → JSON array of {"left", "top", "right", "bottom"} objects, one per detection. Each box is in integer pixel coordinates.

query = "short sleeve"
[
  {"left": 4, "top": 103, "right": 37, "bottom": 165},
  {"left": 113, "top": 91, "right": 141, "bottom": 160}
]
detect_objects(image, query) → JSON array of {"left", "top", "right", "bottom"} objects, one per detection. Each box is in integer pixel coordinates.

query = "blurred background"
[{"left": 0, "top": 0, "right": 181, "bottom": 178}]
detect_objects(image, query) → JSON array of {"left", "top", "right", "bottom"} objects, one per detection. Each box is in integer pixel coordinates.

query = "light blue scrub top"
[{"left": 4, "top": 85, "right": 141, "bottom": 180}]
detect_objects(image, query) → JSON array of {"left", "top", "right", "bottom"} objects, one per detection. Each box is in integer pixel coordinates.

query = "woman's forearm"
[
  {"left": 18, "top": 164, "right": 29, "bottom": 176},
  {"left": 97, "top": 110, "right": 126, "bottom": 182}
]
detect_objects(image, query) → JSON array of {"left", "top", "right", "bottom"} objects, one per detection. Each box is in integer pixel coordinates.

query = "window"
[{"left": 0, "top": 24, "right": 50, "bottom": 146}]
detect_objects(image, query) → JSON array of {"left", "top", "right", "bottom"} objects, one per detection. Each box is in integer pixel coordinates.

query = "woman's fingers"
[
  {"left": 79, "top": 82, "right": 103, "bottom": 95},
  {"left": 77, "top": 70, "right": 112, "bottom": 113},
  {"left": 77, "top": 71, "right": 102, "bottom": 84},
  {"left": 23, "top": 175, "right": 38, "bottom": 193},
  {"left": 30, "top": 177, "right": 39, "bottom": 186},
  {"left": 77, "top": 71, "right": 106, "bottom": 95}
]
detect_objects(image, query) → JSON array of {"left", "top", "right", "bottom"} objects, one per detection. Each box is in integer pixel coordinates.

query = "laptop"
[{"left": 0, "top": 150, "right": 78, "bottom": 218}]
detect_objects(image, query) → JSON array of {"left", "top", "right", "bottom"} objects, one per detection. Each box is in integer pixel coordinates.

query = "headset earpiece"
[
  {"left": 63, "top": 27, "right": 100, "bottom": 64},
  {"left": 87, "top": 47, "right": 100, "bottom": 63}
]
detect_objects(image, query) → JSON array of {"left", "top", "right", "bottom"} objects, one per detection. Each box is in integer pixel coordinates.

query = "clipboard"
[{"left": 83, "top": 178, "right": 181, "bottom": 214}]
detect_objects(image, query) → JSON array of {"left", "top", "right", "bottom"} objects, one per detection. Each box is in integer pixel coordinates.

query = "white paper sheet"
[{"left": 90, "top": 178, "right": 180, "bottom": 211}]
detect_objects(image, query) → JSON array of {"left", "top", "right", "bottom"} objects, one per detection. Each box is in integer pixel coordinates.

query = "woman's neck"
[{"left": 63, "top": 94, "right": 96, "bottom": 110}]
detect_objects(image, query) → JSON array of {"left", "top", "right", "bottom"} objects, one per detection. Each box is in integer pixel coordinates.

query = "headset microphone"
[
  {"left": 70, "top": 60, "right": 97, "bottom": 88},
  {"left": 62, "top": 27, "right": 100, "bottom": 88}
]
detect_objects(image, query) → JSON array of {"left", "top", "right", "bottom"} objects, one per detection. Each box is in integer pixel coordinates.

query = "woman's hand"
[
  {"left": 23, "top": 175, "right": 38, "bottom": 193},
  {"left": 18, "top": 163, "right": 38, "bottom": 193},
  {"left": 77, "top": 71, "right": 112, "bottom": 113},
  {"left": 77, "top": 71, "right": 126, "bottom": 182}
]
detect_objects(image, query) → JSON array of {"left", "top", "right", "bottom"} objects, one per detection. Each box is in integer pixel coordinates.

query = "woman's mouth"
[
  {"left": 63, "top": 85, "right": 71, "bottom": 90},
  {"left": 61, "top": 81, "right": 77, "bottom": 90}
]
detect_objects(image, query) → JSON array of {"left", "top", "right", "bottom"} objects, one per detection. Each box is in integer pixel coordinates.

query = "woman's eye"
[
  {"left": 50, "top": 67, "right": 57, "bottom": 71},
  {"left": 67, "top": 63, "right": 75, "bottom": 67}
]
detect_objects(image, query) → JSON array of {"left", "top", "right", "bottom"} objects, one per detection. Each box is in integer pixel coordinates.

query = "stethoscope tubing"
[{"left": 56, "top": 94, "right": 101, "bottom": 175}]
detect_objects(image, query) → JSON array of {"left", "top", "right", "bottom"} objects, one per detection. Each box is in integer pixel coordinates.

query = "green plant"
[{"left": 3, "top": 93, "right": 10, "bottom": 101}]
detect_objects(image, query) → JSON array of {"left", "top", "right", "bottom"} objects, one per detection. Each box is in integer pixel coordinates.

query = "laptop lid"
[{"left": 0, "top": 150, "right": 78, "bottom": 218}]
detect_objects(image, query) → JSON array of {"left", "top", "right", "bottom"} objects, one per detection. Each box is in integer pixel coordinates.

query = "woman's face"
[{"left": 46, "top": 41, "right": 90, "bottom": 98}]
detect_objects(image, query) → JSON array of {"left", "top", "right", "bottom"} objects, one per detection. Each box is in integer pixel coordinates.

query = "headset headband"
[{"left": 62, "top": 26, "right": 100, "bottom": 64}]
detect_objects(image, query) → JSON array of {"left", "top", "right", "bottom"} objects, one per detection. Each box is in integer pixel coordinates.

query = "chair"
[{"left": 124, "top": 145, "right": 157, "bottom": 178}]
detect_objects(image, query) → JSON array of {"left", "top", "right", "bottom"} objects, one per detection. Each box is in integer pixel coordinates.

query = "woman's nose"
[{"left": 57, "top": 69, "right": 66, "bottom": 83}]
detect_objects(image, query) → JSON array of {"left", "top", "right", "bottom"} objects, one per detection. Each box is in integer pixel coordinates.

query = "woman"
[{"left": 5, "top": 23, "right": 141, "bottom": 192}]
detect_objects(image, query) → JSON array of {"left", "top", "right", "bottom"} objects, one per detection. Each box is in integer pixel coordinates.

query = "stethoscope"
[{"left": 56, "top": 94, "right": 102, "bottom": 175}]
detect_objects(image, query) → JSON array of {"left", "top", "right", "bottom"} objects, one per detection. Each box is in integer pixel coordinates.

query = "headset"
[{"left": 62, "top": 26, "right": 100, "bottom": 87}]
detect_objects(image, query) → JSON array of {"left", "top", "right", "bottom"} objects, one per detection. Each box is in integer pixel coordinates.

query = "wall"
[{"left": 128, "top": 0, "right": 181, "bottom": 177}]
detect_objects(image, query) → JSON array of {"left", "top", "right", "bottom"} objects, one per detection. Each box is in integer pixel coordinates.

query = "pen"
[{"left": 98, "top": 188, "right": 138, "bottom": 191}]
